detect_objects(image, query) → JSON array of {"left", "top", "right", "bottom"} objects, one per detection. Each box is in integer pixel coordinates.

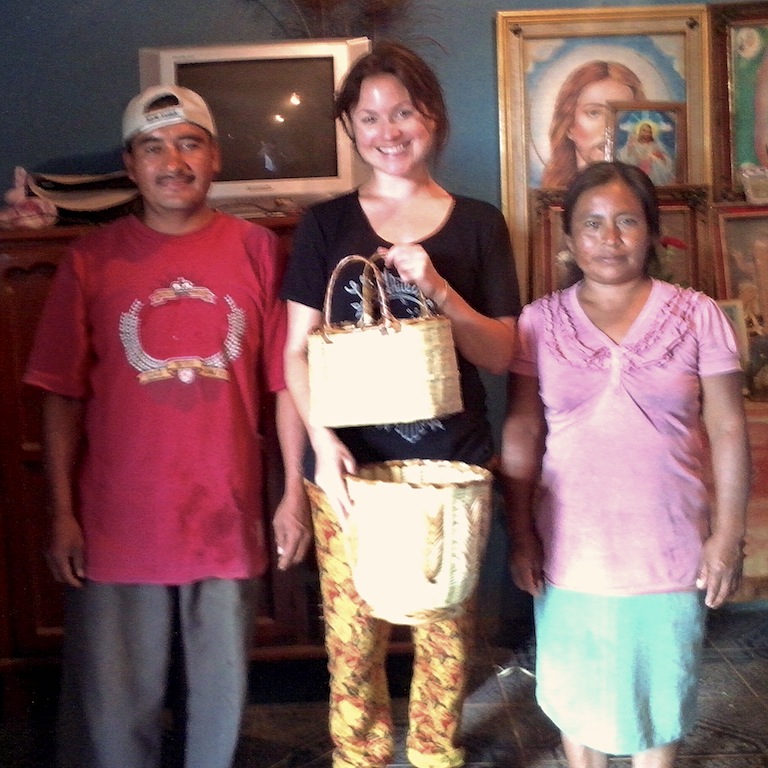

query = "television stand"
[
  {"left": 213, "top": 196, "right": 304, "bottom": 219},
  {"left": 212, "top": 189, "right": 349, "bottom": 220}
]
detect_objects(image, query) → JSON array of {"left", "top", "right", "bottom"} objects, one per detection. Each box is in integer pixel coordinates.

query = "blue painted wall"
[{"left": 1, "top": 0, "right": 711, "bottom": 207}]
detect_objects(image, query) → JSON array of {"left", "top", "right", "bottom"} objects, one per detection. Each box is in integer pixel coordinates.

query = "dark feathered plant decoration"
[{"left": 246, "top": 0, "right": 439, "bottom": 42}]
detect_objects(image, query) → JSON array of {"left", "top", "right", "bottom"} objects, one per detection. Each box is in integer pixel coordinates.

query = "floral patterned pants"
[{"left": 310, "top": 483, "right": 471, "bottom": 768}]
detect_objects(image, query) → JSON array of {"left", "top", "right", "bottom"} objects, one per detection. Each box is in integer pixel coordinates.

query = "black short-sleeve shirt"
[{"left": 282, "top": 192, "right": 521, "bottom": 465}]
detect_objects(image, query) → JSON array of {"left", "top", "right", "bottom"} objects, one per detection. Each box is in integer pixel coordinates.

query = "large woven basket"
[
  {"left": 307, "top": 254, "right": 463, "bottom": 428},
  {"left": 342, "top": 459, "right": 493, "bottom": 625}
]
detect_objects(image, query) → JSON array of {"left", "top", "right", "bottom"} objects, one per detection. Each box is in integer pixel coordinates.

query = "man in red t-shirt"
[{"left": 25, "top": 85, "right": 310, "bottom": 768}]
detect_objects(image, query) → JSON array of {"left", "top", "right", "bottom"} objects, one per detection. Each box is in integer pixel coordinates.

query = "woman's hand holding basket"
[{"left": 310, "top": 426, "right": 357, "bottom": 526}]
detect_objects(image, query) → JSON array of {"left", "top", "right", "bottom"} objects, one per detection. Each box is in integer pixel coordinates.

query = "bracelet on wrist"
[{"left": 433, "top": 277, "right": 449, "bottom": 309}]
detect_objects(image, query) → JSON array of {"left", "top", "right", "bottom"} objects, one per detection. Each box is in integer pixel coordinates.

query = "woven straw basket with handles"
[
  {"left": 307, "top": 254, "right": 463, "bottom": 428},
  {"left": 306, "top": 459, "right": 493, "bottom": 625}
]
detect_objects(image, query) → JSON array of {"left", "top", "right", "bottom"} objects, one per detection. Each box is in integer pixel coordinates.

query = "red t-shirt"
[{"left": 25, "top": 213, "right": 287, "bottom": 583}]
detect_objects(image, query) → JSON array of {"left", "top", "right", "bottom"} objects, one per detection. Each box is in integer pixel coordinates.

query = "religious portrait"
[
  {"left": 607, "top": 101, "right": 686, "bottom": 186},
  {"left": 497, "top": 7, "right": 707, "bottom": 299},
  {"left": 525, "top": 38, "right": 686, "bottom": 190},
  {"left": 716, "top": 208, "right": 768, "bottom": 334},
  {"left": 710, "top": 3, "right": 768, "bottom": 199},
  {"left": 732, "top": 23, "right": 768, "bottom": 170}
]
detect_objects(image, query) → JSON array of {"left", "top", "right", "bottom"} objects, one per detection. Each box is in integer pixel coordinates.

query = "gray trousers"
[{"left": 56, "top": 578, "right": 259, "bottom": 768}]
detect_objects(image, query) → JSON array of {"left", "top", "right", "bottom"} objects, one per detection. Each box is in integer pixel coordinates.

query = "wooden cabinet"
[
  {"left": 0, "top": 218, "right": 328, "bottom": 678},
  {"left": 0, "top": 226, "right": 74, "bottom": 662}
]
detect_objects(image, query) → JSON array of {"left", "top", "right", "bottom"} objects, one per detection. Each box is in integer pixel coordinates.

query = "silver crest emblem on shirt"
[{"left": 119, "top": 277, "right": 246, "bottom": 384}]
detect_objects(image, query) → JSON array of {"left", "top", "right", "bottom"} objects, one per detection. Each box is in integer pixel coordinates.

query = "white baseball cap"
[{"left": 122, "top": 85, "right": 217, "bottom": 144}]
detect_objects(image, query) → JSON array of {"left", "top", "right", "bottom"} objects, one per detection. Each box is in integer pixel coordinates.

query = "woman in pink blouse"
[{"left": 501, "top": 161, "right": 750, "bottom": 768}]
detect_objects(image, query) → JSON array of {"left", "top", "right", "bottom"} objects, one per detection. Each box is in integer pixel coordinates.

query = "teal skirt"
[{"left": 534, "top": 585, "right": 706, "bottom": 755}]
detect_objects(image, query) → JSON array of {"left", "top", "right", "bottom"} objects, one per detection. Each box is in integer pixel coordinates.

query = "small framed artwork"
[
  {"left": 531, "top": 187, "right": 707, "bottom": 299},
  {"left": 530, "top": 190, "right": 569, "bottom": 298},
  {"left": 709, "top": 2, "right": 768, "bottom": 200},
  {"left": 713, "top": 205, "right": 768, "bottom": 321},
  {"left": 605, "top": 101, "right": 687, "bottom": 186},
  {"left": 716, "top": 298, "right": 751, "bottom": 370},
  {"left": 713, "top": 204, "right": 768, "bottom": 393},
  {"left": 655, "top": 198, "right": 704, "bottom": 290}
]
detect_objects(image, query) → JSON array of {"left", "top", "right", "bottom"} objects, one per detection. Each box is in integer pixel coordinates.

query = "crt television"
[{"left": 139, "top": 37, "right": 371, "bottom": 211}]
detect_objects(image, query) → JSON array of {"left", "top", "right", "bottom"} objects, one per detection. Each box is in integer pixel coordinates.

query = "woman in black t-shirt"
[{"left": 282, "top": 41, "right": 520, "bottom": 768}]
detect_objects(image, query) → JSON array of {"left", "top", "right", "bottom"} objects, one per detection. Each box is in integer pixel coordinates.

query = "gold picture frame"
[
  {"left": 711, "top": 204, "right": 768, "bottom": 394},
  {"left": 709, "top": 2, "right": 768, "bottom": 201},
  {"left": 713, "top": 204, "right": 768, "bottom": 315},
  {"left": 605, "top": 100, "right": 688, "bottom": 186},
  {"left": 497, "top": 5, "right": 709, "bottom": 302}
]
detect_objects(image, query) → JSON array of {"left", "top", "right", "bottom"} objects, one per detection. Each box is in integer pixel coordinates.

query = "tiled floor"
[{"left": 2, "top": 604, "right": 767, "bottom": 767}]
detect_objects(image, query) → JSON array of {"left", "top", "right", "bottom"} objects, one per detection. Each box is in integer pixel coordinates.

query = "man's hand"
[
  {"left": 272, "top": 490, "right": 312, "bottom": 570},
  {"left": 46, "top": 513, "right": 85, "bottom": 587}
]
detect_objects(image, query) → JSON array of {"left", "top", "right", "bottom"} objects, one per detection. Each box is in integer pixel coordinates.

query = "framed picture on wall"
[
  {"left": 713, "top": 204, "right": 768, "bottom": 392},
  {"left": 709, "top": 2, "right": 768, "bottom": 201},
  {"left": 530, "top": 189, "right": 568, "bottom": 298},
  {"left": 496, "top": 5, "right": 708, "bottom": 301},
  {"left": 530, "top": 187, "right": 707, "bottom": 299},
  {"left": 605, "top": 101, "right": 687, "bottom": 186},
  {"left": 713, "top": 205, "right": 768, "bottom": 319}
]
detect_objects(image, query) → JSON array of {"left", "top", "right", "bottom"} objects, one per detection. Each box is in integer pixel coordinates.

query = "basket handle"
[
  {"left": 320, "top": 252, "right": 439, "bottom": 342},
  {"left": 320, "top": 254, "right": 398, "bottom": 341},
  {"left": 364, "top": 251, "right": 434, "bottom": 320},
  {"left": 359, "top": 252, "right": 392, "bottom": 326}
]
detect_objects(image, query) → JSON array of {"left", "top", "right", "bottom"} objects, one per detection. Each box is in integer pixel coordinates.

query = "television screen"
[
  {"left": 176, "top": 57, "right": 339, "bottom": 183},
  {"left": 139, "top": 38, "right": 370, "bottom": 209}
]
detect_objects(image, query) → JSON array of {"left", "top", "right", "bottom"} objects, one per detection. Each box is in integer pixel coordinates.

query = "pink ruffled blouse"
[{"left": 510, "top": 279, "right": 741, "bottom": 595}]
